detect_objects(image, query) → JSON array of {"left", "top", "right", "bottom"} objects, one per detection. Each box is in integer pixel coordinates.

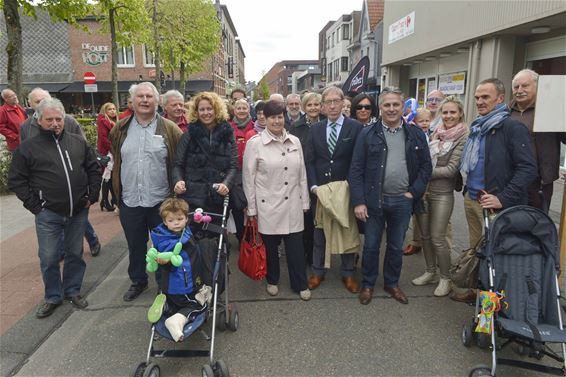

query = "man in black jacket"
[
  {"left": 305, "top": 86, "right": 363, "bottom": 293},
  {"left": 349, "top": 87, "right": 432, "bottom": 305},
  {"left": 451, "top": 78, "right": 537, "bottom": 303},
  {"left": 9, "top": 98, "right": 101, "bottom": 318}
]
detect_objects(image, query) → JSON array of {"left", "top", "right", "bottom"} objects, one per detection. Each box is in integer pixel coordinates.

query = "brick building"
[{"left": 260, "top": 60, "right": 320, "bottom": 97}]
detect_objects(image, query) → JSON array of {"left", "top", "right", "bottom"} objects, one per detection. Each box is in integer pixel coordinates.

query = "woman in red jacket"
[{"left": 96, "top": 102, "right": 117, "bottom": 211}]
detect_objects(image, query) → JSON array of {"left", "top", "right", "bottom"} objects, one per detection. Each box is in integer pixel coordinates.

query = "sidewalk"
[{"left": 0, "top": 195, "right": 123, "bottom": 334}]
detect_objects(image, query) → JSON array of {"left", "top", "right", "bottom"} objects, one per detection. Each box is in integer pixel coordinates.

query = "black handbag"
[{"left": 229, "top": 181, "right": 248, "bottom": 211}]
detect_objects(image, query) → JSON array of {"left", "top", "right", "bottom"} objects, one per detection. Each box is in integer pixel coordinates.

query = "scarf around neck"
[
  {"left": 233, "top": 116, "right": 252, "bottom": 129},
  {"left": 254, "top": 120, "right": 266, "bottom": 134},
  {"left": 429, "top": 122, "right": 468, "bottom": 168},
  {"left": 460, "top": 103, "right": 510, "bottom": 174}
]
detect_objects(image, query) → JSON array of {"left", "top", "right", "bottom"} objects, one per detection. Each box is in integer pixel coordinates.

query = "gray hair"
[
  {"left": 321, "top": 86, "right": 344, "bottom": 101},
  {"left": 301, "top": 92, "right": 322, "bottom": 108},
  {"left": 378, "top": 87, "right": 405, "bottom": 105},
  {"left": 512, "top": 69, "right": 539, "bottom": 86},
  {"left": 162, "top": 90, "right": 184, "bottom": 107},
  {"left": 269, "top": 93, "right": 285, "bottom": 102},
  {"left": 28, "top": 88, "right": 50, "bottom": 104},
  {"left": 286, "top": 93, "right": 300, "bottom": 102},
  {"left": 478, "top": 78, "right": 506, "bottom": 96},
  {"left": 233, "top": 98, "right": 249, "bottom": 109},
  {"left": 129, "top": 82, "right": 160, "bottom": 101},
  {"left": 36, "top": 98, "right": 65, "bottom": 120},
  {"left": 1, "top": 88, "right": 14, "bottom": 100}
]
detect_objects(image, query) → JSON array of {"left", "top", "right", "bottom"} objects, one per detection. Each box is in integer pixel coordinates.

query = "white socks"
[{"left": 165, "top": 313, "right": 188, "bottom": 342}]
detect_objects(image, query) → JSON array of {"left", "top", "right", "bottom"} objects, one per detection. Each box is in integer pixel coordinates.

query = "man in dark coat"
[
  {"left": 349, "top": 87, "right": 432, "bottom": 305},
  {"left": 451, "top": 78, "right": 537, "bottom": 303},
  {"left": 9, "top": 98, "right": 101, "bottom": 318},
  {"left": 509, "top": 68, "right": 566, "bottom": 212},
  {"left": 305, "top": 86, "right": 363, "bottom": 294}
]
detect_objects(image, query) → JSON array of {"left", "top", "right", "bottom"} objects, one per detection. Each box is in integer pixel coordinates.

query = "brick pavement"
[{"left": 0, "top": 195, "right": 122, "bottom": 335}]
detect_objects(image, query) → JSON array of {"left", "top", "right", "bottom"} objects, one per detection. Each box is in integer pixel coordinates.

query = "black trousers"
[
  {"left": 232, "top": 208, "right": 245, "bottom": 242},
  {"left": 528, "top": 178, "right": 553, "bottom": 214},
  {"left": 119, "top": 201, "right": 162, "bottom": 285},
  {"left": 303, "top": 210, "right": 314, "bottom": 265},
  {"left": 261, "top": 232, "right": 308, "bottom": 292}
]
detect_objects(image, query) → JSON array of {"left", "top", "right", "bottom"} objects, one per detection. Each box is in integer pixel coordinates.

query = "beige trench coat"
[{"left": 242, "top": 131, "right": 310, "bottom": 235}]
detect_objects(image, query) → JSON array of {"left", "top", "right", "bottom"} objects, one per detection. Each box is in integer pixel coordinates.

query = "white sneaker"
[
  {"left": 165, "top": 313, "right": 188, "bottom": 342},
  {"left": 299, "top": 289, "right": 311, "bottom": 301},
  {"left": 266, "top": 284, "right": 279, "bottom": 296},
  {"left": 411, "top": 272, "right": 438, "bottom": 286},
  {"left": 434, "top": 278, "right": 452, "bottom": 297}
]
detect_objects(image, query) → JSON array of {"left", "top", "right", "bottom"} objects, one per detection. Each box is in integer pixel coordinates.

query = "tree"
[
  {"left": 256, "top": 79, "right": 270, "bottom": 101},
  {"left": 95, "top": 0, "right": 150, "bottom": 108},
  {"left": 153, "top": 0, "right": 220, "bottom": 96},
  {"left": 1, "top": 0, "right": 91, "bottom": 99}
]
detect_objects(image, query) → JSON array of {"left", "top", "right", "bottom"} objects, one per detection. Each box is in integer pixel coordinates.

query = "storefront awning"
[
  {"left": 60, "top": 80, "right": 214, "bottom": 95},
  {"left": 0, "top": 82, "right": 71, "bottom": 92}
]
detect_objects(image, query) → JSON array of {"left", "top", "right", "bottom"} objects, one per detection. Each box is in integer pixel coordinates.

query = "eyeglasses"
[
  {"left": 323, "top": 98, "right": 343, "bottom": 106},
  {"left": 356, "top": 105, "right": 372, "bottom": 110},
  {"left": 426, "top": 97, "right": 443, "bottom": 104}
]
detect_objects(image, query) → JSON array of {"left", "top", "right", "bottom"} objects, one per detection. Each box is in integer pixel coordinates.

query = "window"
[
  {"left": 327, "top": 36, "right": 331, "bottom": 50},
  {"left": 341, "top": 57, "right": 348, "bottom": 72},
  {"left": 117, "top": 45, "right": 134, "bottom": 67},
  {"left": 333, "top": 60, "right": 339, "bottom": 80},
  {"left": 142, "top": 45, "right": 154, "bottom": 67},
  {"left": 331, "top": 32, "right": 335, "bottom": 47},
  {"left": 342, "top": 24, "right": 350, "bottom": 40},
  {"left": 327, "top": 63, "right": 333, "bottom": 81}
]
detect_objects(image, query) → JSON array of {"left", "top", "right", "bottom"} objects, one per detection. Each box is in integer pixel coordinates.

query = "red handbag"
[{"left": 238, "top": 217, "right": 267, "bottom": 280}]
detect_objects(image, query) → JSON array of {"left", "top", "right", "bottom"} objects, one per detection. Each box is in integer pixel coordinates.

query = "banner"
[{"left": 342, "top": 56, "right": 370, "bottom": 96}]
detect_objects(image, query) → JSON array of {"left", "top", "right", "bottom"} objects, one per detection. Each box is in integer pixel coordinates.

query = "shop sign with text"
[{"left": 82, "top": 43, "right": 109, "bottom": 66}]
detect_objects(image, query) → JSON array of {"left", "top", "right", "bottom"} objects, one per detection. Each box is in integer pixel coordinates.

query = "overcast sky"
[{"left": 221, "top": 0, "right": 363, "bottom": 83}]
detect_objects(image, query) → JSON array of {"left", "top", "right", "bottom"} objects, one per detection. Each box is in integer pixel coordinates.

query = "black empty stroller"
[
  {"left": 132, "top": 196, "right": 239, "bottom": 377},
  {"left": 461, "top": 205, "right": 566, "bottom": 376}
]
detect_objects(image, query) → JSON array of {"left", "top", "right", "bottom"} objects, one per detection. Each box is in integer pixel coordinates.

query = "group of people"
[{"left": 1, "top": 66, "right": 561, "bottom": 321}]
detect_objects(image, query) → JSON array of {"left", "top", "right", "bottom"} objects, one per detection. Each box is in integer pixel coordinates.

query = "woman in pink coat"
[{"left": 242, "top": 100, "right": 311, "bottom": 301}]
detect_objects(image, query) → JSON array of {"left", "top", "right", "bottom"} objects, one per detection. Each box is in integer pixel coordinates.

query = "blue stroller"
[
  {"left": 461, "top": 206, "right": 566, "bottom": 376},
  {"left": 132, "top": 196, "right": 239, "bottom": 377}
]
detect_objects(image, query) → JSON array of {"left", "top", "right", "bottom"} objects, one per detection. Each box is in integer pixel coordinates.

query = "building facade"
[
  {"left": 260, "top": 60, "right": 319, "bottom": 96},
  {"left": 320, "top": 12, "right": 361, "bottom": 88},
  {"left": 381, "top": 0, "right": 566, "bottom": 120},
  {"left": 0, "top": 3, "right": 244, "bottom": 110}
]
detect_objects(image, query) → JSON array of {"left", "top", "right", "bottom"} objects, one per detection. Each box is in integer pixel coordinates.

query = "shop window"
[
  {"left": 143, "top": 45, "right": 155, "bottom": 67},
  {"left": 117, "top": 45, "right": 135, "bottom": 67},
  {"left": 341, "top": 57, "right": 349, "bottom": 72}
]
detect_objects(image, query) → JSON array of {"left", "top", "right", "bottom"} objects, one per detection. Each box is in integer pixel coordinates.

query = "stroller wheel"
[
  {"left": 142, "top": 363, "right": 160, "bottom": 377},
  {"left": 202, "top": 364, "right": 214, "bottom": 377},
  {"left": 462, "top": 323, "right": 474, "bottom": 347},
  {"left": 227, "top": 308, "right": 239, "bottom": 332},
  {"left": 217, "top": 311, "right": 227, "bottom": 332},
  {"left": 131, "top": 362, "right": 147, "bottom": 377},
  {"left": 215, "top": 359, "right": 230, "bottom": 377},
  {"left": 468, "top": 364, "right": 492, "bottom": 377}
]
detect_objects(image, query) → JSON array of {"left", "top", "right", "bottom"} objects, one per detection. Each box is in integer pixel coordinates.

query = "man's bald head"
[{"left": 28, "top": 88, "right": 52, "bottom": 110}]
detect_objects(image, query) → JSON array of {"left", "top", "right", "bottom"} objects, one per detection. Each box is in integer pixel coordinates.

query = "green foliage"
[
  {"left": 16, "top": 0, "right": 93, "bottom": 30},
  {"left": 95, "top": 0, "right": 151, "bottom": 47},
  {"left": 76, "top": 119, "right": 97, "bottom": 148},
  {"left": 256, "top": 80, "right": 271, "bottom": 101},
  {"left": 155, "top": 0, "right": 221, "bottom": 75},
  {"left": 0, "top": 148, "right": 12, "bottom": 195}
]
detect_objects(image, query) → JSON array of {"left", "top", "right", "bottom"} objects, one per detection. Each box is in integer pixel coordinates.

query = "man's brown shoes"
[
  {"left": 307, "top": 275, "right": 325, "bottom": 290},
  {"left": 359, "top": 288, "right": 373, "bottom": 305},
  {"left": 342, "top": 277, "right": 360, "bottom": 293},
  {"left": 403, "top": 244, "right": 422, "bottom": 256},
  {"left": 449, "top": 289, "right": 477, "bottom": 304},
  {"left": 384, "top": 287, "right": 409, "bottom": 304}
]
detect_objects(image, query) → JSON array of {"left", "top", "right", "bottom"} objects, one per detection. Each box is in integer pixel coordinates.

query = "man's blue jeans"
[
  {"left": 35, "top": 207, "right": 88, "bottom": 303},
  {"left": 362, "top": 194, "right": 413, "bottom": 289}
]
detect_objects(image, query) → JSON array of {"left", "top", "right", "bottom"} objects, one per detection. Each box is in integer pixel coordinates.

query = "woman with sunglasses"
[{"left": 351, "top": 93, "right": 378, "bottom": 126}]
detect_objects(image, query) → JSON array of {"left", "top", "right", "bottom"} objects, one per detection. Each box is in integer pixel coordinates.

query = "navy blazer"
[
  {"left": 305, "top": 117, "right": 363, "bottom": 188},
  {"left": 348, "top": 119, "right": 432, "bottom": 212}
]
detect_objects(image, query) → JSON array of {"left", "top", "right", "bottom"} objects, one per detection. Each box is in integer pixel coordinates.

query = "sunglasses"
[{"left": 356, "top": 105, "right": 372, "bottom": 110}]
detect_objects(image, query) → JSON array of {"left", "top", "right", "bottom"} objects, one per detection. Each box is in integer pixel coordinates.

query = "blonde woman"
[
  {"left": 172, "top": 91, "right": 237, "bottom": 214},
  {"left": 412, "top": 96, "right": 469, "bottom": 296}
]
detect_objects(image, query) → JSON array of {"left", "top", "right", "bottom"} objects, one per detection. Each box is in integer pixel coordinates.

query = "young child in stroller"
[{"left": 146, "top": 198, "right": 212, "bottom": 342}]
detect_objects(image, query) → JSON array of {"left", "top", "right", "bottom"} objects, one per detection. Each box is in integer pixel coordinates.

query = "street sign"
[
  {"left": 84, "top": 84, "right": 98, "bottom": 92},
  {"left": 83, "top": 72, "right": 96, "bottom": 85}
]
